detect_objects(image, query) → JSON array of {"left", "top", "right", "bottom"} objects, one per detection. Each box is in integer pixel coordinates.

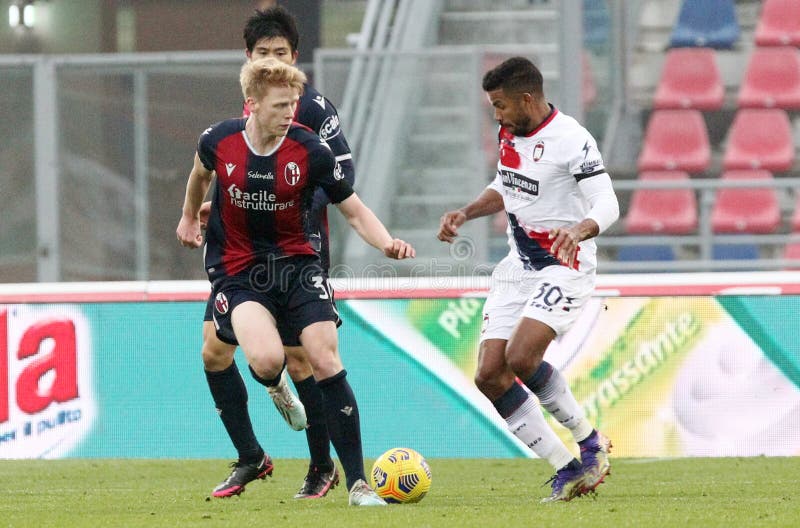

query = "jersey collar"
[{"left": 525, "top": 104, "right": 558, "bottom": 137}]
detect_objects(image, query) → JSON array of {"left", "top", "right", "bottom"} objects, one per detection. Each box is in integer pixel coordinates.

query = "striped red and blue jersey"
[
  {"left": 242, "top": 83, "right": 354, "bottom": 269},
  {"left": 198, "top": 118, "right": 354, "bottom": 279}
]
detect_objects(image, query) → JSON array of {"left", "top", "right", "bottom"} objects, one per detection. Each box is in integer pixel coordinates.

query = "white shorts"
[{"left": 480, "top": 260, "right": 595, "bottom": 341}]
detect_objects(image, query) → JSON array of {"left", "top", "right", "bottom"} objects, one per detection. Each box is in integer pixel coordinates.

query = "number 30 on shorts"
[{"left": 531, "top": 282, "right": 575, "bottom": 310}]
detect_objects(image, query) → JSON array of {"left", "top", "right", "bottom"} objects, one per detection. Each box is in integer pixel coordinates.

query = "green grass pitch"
[{"left": 1, "top": 457, "right": 798, "bottom": 527}]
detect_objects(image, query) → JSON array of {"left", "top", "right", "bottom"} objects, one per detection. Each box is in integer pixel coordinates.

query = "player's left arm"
[
  {"left": 549, "top": 135, "right": 619, "bottom": 267},
  {"left": 549, "top": 174, "right": 619, "bottom": 266},
  {"left": 310, "top": 140, "right": 413, "bottom": 259},
  {"left": 336, "top": 193, "right": 415, "bottom": 260}
]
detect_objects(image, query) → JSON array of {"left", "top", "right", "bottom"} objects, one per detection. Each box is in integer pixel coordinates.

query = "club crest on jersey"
[
  {"left": 285, "top": 162, "right": 301, "bottom": 186},
  {"left": 533, "top": 141, "right": 545, "bottom": 162},
  {"left": 214, "top": 292, "right": 229, "bottom": 315}
]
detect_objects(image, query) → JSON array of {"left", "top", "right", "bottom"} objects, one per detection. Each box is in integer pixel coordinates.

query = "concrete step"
[
  {"left": 390, "top": 193, "right": 477, "bottom": 230},
  {"left": 405, "top": 132, "right": 475, "bottom": 167},
  {"left": 445, "top": 0, "right": 556, "bottom": 11},
  {"left": 397, "top": 168, "right": 479, "bottom": 196},
  {"left": 440, "top": 10, "right": 559, "bottom": 46}
]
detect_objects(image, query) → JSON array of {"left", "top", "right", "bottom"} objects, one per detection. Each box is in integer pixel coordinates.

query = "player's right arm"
[
  {"left": 437, "top": 187, "right": 504, "bottom": 244},
  {"left": 176, "top": 152, "right": 214, "bottom": 249}
]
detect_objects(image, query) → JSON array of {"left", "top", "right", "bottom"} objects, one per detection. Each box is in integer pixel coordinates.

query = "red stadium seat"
[
  {"left": 637, "top": 110, "right": 711, "bottom": 173},
  {"left": 792, "top": 194, "right": 800, "bottom": 232},
  {"left": 711, "top": 170, "right": 780, "bottom": 234},
  {"left": 626, "top": 171, "right": 697, "bottom": 234},
  {"left": 654, "top": 48, "right": 724, "bottom": 110},
  {"left": 755, "top": 0, "right": 800, "bottom": 47},
  {"left": 737, "top": 46, "right": 800, "bottom": 109},
  {"left": 722, "top": 109, "right": 794, "bottom": 172},
  {"left": 783, "top": 242, "right": 800, "bottom": 270}
]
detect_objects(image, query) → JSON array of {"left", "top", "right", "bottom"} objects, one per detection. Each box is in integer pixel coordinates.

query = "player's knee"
[
  {"left": 474, "top": 369, "right": 494, "bottom": 395},
  {"left": 201, "top": 324, "right": 235, "bottom": 370},
  {"left": 306, "top": 343, "right": 341, "bottom": 379},
  {"left": 505, "top": 344, "right": 539, "bottom": 380},
  {"left": 201, "top": 340, "right": 235, "bottom": 370},
  {"left": 249, "top": 356, "right": 285, "bottom": 382},
  {"left": 284, "top": 349, "right": 313, "bottom": 381},
  {"left": 474, "top": 365, "right": 505, "bottom": 397}
]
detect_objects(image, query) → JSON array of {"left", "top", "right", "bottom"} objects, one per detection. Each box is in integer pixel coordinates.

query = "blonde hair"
[{"left": 240, "top": 57, "right": 307, "bottom": 101}]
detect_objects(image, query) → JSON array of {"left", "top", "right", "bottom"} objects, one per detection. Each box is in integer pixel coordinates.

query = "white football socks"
[
  {"left": 532, "top": 367, "right": 593, "bottom": 442},
  {"left": 506, "top": 395, "right": 575, "bottom": 470}
]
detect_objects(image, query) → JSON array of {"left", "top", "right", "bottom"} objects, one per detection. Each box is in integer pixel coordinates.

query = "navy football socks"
[
  {"left": 317, "top": 370, "right": 365, "bottom": 490},
  {"left": 295, "top": 374, "right": 334, "bottom": 471},
  {"left": 205, "top": 362, "right": 263, "bottom": 464}
]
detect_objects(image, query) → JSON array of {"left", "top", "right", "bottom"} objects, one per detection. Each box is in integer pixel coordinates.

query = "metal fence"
[
  {"left": 0, "top": 52, "right": 248, "bottom": 282},
  {"left": 1, "top": 43, "right": 798, "bottom": 282}
]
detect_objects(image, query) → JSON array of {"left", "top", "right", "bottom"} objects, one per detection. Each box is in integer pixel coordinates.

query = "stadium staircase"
[
  {"left": 340, "top": 0, "right": 567, "bottom": 275},
  {"left": 336, "top": 0, "right": 800, "bottom": 273}
]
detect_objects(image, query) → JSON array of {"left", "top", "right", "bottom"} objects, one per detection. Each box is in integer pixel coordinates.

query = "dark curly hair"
[{"left": 481, "top": 56, "right": 544, "bottom": 97}]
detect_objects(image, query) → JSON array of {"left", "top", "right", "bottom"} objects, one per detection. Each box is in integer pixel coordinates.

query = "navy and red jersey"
[
  {"left": 198, "top": 118, "right": 354, "bottom": 280},
  {"left": 242, "top": 83, "right": 354, "bottom": 270}
]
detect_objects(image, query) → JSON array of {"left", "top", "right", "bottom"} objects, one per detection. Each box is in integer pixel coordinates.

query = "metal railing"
[{"left": 596, "top": 177, "right": 800, "bottom": 273}]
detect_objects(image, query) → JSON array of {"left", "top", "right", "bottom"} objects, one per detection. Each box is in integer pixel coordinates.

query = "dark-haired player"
[{"left": 438, "top": 57, "right": 618, "bottom": 502}]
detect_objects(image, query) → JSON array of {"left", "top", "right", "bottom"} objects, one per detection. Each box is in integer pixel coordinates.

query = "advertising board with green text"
[{"left": 1, "top": 292, "right": 798, "bottom": 459}]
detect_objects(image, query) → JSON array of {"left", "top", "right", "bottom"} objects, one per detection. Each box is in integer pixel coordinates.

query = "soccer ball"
[{"left": 370, "top": 447, "right": 432, "bottom": 503}]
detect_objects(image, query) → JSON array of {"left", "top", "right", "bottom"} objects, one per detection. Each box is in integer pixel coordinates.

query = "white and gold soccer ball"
[{"left": 370, "top": 447, "right": 432, "bottom": 504}]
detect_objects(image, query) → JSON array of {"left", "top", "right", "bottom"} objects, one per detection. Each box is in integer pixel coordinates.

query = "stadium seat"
[
  {"left": 755, "top": 0, "right": 800, "bottom": 47},
  {"left": 712, "top": 244, "right": 759, "bottom": 260},
  {"left": 583, "top": 0, "right": 611, "bottom": 48},
  {"left": 617, "top": 245, "right": 676, "bottom": 262},
  {"left": 737, "top": 47, "right": 800, "bottom": 110},
  {"left": 722, "top": 109, "right": 794, "bottom": 172},
  {"left": 669, "top": 0, "right": 740, "bottom": 49},
  {"left": 711, "top": 170, "right": 781, "bottom": 234},
  {"left": 637, "top": 110, "right": 711, "bottom": 173},
  {"left": 783, "top": 242, "right": 800, "bottom": 269},
  {"left": 654, "top": 48, "right": 724, "bottom": 111},
  {"left": 792, "top": 194, "right": 800, "bottom": 232},
  {"left": 626, "top": 171, "right": 698, "bottom": 234}
]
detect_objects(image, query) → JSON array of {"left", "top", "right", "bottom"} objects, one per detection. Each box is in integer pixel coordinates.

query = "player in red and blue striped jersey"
[
  {"left": 177, "top": 58, "right": 413, "bottom": 505},
  {"left": 196, "top": 6, "right": 358, "bottom": 500}
]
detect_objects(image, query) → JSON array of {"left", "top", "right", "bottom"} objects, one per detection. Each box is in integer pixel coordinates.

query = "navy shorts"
[{"left": 206, "top": 256, "right": 340, "bottom": 347}]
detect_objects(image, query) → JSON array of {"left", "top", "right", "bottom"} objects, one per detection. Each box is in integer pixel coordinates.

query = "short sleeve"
[
  {"left": 197, "top": 126, "right": 216, "bottom": 172},
  {"left": 309, "top": 141, "right": 354, "bottom": 204},
  {"left": 487, "top": 170, "right": 504, "bottom": 194}
]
